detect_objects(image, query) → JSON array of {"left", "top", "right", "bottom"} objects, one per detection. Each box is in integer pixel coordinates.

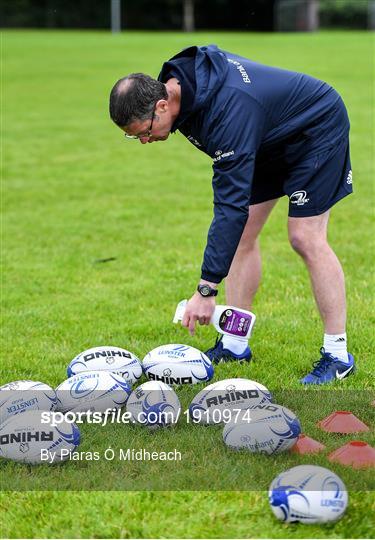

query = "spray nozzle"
[{"left": 173, "top": 299, "right": 188, "bottom": 324}]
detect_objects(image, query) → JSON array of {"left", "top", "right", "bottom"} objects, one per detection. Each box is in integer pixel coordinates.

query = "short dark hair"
[{"left": 109, "top": 73, "right": 168, "bottom": 127}]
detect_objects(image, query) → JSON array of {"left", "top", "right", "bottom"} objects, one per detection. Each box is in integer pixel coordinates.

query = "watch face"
[{"left": 200, "top": 285, "right": 210, "bottom": 296}]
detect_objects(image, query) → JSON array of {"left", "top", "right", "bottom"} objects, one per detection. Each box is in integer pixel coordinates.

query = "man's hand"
[{"left": 182, "top": 291, "right": 216, "bottom": 336}]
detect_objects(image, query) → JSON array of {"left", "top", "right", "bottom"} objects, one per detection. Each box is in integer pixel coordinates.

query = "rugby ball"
[
  {"left": 143, "top": 344, "right": 214, "bottom": 385},
  {"left": 55, "top": 371, "right": 131, "bottom": 413},
  {"left": 223, "top": 403, "right": 301, "bottom": 454},
  {"left": 189, "top": 378, "right": 272, "bottom": 425},
  {"left": 0, "top": 410, "right": 80, "bottom": 464},
  {"left": 67, "top": 346, "right": 142, "bottom": 384},
  {"left": 0, "top": 380, "right": 57, "bottom": 424},
  {"left": 126, "top": 380, "right": 181, "bottom": 428},
  {"left": 269, "top": 465, "right": 348, "bottom": 524}
]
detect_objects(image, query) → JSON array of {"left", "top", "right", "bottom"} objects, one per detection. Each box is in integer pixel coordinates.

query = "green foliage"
[
  {"left": 1, "top": 30, "right": 374, "bottom": 539},
  {"left": 319, "top": 0, "right": 369, "bottom": 9},
  {"left": 1, "top": 0, "right": 111, "bottom": 28},
  {"left": 319, "top": 0, "right": 370, "bottom": 29}
]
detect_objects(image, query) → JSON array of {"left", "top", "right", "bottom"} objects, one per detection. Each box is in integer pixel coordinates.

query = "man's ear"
[{"left": 156, "top": 99, "right": 169, "bottom": 114}]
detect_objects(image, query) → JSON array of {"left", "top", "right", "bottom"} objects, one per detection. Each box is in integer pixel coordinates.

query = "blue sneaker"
[
  {"left": 205, "top": 335, "right": 252, "bottom": 365},
  {"left": 300, "top": 347, "right": 356, "bottom": 385}
]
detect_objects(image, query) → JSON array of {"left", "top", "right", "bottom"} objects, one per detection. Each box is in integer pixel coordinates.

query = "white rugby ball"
[
  {"left": 67, "top": 346, "right": 142, "bottom": 384},
  {"left": 55, "top": 371, "right": 131, "bottom": 413},
  {"left": 143, "top": 344, "right": 214, "bottom": 385},
  {"left": 223, "top": 403, "right": 301, "bottom": 454},
  {"left": 269, "top": 465, "right": 348, "bottom": 524},
  {"left": 0, "top": 410, "right": 80, "bottom": 464},
  {"left": 189, "top": 378, "right": 272, "bottom": 424},
  {"left": 126, "top": 380, "right": 181, "bottom": 428},
  {"left": 0, "top": 380, "right": 57, "bottom": 424}
]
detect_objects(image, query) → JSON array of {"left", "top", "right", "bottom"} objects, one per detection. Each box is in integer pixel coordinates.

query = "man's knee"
[
  {"left": 288, "top": 213, "right": 329, "bottom": 258},
  {"left": 288, "top": 229, "right": 323, "bottom": 258}
]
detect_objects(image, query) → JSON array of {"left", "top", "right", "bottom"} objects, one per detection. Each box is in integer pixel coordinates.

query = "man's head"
[{"left": 109, "top": 73, "right": 178, "bottom": 143}]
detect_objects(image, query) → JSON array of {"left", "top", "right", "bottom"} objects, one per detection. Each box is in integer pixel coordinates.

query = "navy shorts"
[{"left": 250, "top": 136, "right": 353, "bottom": 216}]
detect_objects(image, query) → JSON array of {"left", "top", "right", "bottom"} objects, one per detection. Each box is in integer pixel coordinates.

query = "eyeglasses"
[{"left": 124, "top": 103, "right": 156, "bottom": 140}]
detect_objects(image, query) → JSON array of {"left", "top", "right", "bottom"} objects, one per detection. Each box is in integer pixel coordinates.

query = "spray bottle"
[{"left": 173, "top": 300, "right": 256, "bottom": 340}]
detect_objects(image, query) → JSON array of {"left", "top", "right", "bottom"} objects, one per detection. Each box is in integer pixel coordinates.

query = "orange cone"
[
  {"left": 291, "top": 434, "right": 326, "bottom": 454},
  {"left": 328, "top": 441, "right": 375, "bottom": 469},
  {"left": 317, "top": 411, "right": 369, "bottom": 433}
]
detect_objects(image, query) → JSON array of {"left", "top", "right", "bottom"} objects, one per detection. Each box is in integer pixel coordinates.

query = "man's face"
[{"left": 123, "top": 99, "right": 172, "bottom": 144}]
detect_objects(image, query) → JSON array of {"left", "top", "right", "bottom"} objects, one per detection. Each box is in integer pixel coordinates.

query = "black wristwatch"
[{"left": 197, "top": 284, "right": 218, "bottom": 297}]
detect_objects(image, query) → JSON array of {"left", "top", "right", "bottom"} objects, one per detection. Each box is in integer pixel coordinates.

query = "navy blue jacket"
[{"left": 158, "top": 45, "right": 349, "bottom": 283}]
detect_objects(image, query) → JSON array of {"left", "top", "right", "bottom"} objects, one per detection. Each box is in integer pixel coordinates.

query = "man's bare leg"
[
  {"left": 225, "top": 199, "right": 279, "bottom": 310},
  {"left": 288, "top": 211, "right": 354, "bottom": 382},
  {"left": 287, "top": 211, "right": 346, "bottom": 334}
]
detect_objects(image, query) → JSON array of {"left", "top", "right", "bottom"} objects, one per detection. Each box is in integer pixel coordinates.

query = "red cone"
[
  {"left": 291, "top": 434, "right": 326, "bottom": 454},
  {"left": 328, "top": 441, "right": 375, "bottom": 469},
  {"left": 317, "top": 411, "right": 370, "bottom": 433}
]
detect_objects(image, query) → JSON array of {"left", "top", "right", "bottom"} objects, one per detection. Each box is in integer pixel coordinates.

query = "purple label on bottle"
[{"left": 218, "top": 309, "right": 253, "bottom": 338}]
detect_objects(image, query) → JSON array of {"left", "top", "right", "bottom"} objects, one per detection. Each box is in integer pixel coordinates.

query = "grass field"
[{"left": 1, "top": 29, "right": 374, "bottom": 538}]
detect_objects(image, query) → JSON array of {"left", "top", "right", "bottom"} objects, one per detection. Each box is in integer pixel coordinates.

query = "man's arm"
[
  {"left": 182, "top": 152, "right": 256, "bottom": 336},
  {"left": 182, "top": 91, "right": 267, "bottom": 334}
]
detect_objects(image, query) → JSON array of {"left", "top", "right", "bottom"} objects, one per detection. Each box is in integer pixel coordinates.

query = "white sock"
[
  {"left": 323, "top": 333, "right": 349, "bottom": 363},
  {"left": 222, "top": 335, "right": 248, "bottom": 355}
]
